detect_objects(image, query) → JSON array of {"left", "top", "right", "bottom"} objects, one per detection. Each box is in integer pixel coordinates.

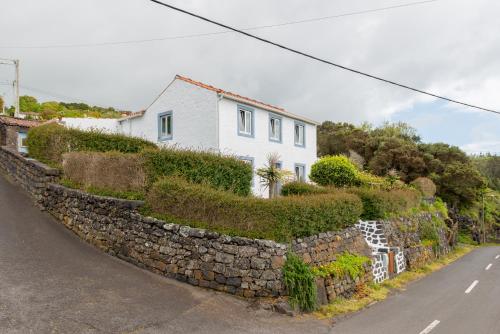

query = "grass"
[
  {"left": 315, "top": 244, "right": 475, "bottom": 319},
  {"left": 59, "top": 178, "right": 145, "bottom": 201}
]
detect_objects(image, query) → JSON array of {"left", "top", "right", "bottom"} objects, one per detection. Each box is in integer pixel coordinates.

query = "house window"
[
  {"left": 269, "top": 114, "right": 282, "bottom": 142},
  {"left": 237, "top": 105, "right": 254, "bottom": 137},
  {"left": 294, "top": 122, "right": 305, "bottom": 147},
  {"left": 17, "top": 131, "right": 28, "bottom": 154},
  {"left": 239, "top": 156, "right": 254, "bottom": 185},
  {"left": 158, "top": 111, "right": 173, "bottom": 141},
  {"left": 294, "top": 164, "right": 306, "bottom": 182}
]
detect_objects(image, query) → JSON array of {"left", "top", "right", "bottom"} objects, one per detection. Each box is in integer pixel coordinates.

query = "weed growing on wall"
[
  {"left": 282, "top": 253, "right": 317, "bottom": 312},
  {"left": 312, "top": 252, "right": 370, "bottom": 280}
]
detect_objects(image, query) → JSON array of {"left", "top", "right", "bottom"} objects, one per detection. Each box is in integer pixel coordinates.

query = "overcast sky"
[{"left": 1, "top": 0, "right": 499, "bottom": 154}]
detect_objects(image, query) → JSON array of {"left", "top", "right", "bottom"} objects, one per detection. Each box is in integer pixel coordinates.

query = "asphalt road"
[
  {"left": 331, "top": 244, "right": 500, "bottom": 334},
  {"left": 0, "top": 173, "right": 330, "bottom": 334},
  {"left": 1, "top": 172, "right": 499, "bottom": 334}
]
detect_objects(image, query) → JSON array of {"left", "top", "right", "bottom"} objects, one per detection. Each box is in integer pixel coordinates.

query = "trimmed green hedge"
[
  {"left": 310, "top": 155, "right": 360, "bottom": 187},
  {"left": 141, "top": 148, "right": 253, "bottom": 196},
  {"left": 281, "top": 181, "right": 327, "bottom": 196},
  {"left": 146, "top": 177, "right": 363, "bottom": 242},
  {"left": 347, "top": 187, "right": 421, "bottom": 220},
  {"left": 27, "top": 123, "right": 156, "bottom": 165}
]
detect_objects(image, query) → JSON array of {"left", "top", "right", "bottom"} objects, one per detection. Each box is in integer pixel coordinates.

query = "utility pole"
[
  {"left": 14, "top": 59, "right": 20, "bottom": 118},
  {"left": 0, "top": 58, "right": 20, "bottom": 117}
]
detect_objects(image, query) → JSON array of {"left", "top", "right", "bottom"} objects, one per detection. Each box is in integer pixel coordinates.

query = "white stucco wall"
[
  {"left": 217, "top": 97, "right": 317, "bottom": 197},
  {"left": 61, "top": 118, "right": 119, "bottom": 133},
  {"left": 119, "top": 80, "right": 219, "bottom": 150}
]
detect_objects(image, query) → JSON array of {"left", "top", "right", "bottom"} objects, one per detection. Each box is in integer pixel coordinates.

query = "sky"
[{"left": 0, "top": 0, "right": 499, "bottom": 154}]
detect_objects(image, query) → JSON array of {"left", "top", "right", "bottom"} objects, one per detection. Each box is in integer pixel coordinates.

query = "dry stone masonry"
[{"left": 0, "top": 146, "right": 375, "bottom": 299}]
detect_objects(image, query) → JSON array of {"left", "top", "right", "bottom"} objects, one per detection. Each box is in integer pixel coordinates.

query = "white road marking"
[
  {"left": 485, "top": 263, "right": 492, "bottom": 270},
  {"left": 419, "top": 320, "right": 440, "bottom": 334},
  {"left": 465, "top": 280, "right": 479, "bottom": 294},
  {"left": 495, "top": 255, "right": 499, "bottom": 260}
]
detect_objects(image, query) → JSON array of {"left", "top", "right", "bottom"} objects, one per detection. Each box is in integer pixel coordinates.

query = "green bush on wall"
[
  {"left": 146, "top": 176, "right": 363, "bottom": 242},
  {"left": 141, "top": 148, "right": 253, "bottom": 197},
  {"left": 27, "top": 123, "right": 156, "bottom": 165},
  {"left": 283, "top": 253, "right": 317, "bottom": 312},
  {"left": 348, "top": 187, "right": 421, "bottom": 220},
  {"left": 310, "top": 155, "right": 360, "bottom": 187}
]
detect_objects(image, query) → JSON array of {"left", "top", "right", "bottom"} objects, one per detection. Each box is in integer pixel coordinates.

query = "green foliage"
[
  {"left": 256, "top": 153, "right": 293, "bottom": 198},
  {"left": 26, "top": 123, "right": 157, "bottom": 165},
  {"left": 317, "top": 121, "right": 487, "bottom": 210},
  {"left": 348, "top": 187, "right": 421, "bottom": 220},
  {"left": 19, "top": 95, "right": 40, "bottom": 113},
  {"left": 141, "top": 147, "right": 252, "bottom": 196},
  {"left": 283, "top": 253, "right": 317, "bottom": 312},
  {"left": 433, "top": 162, "right": 486, "bottom": 208},
  {"left": 280, "top": 182, "right": 327, "bottom": 196},
  {"left": 457, "top": 232, "right": 475, "bottom": 245},
  {"left": 146, "top": 177, "right": 363, "bottom": 242},
  {"left": 310, "top": 155, "right": 360, "bottom": 187},
  {"left": 472, "top": 154, "right": 500, "bottom": 191},
  {"left": 15, "top": 95, "right": 124, "bottom": 119},
  {"left": 85, "top": 186, "right": 145, "bottom": 201},
  {"left": 411, "top": 177, "right": 437, "bottom": 198},
  {"left": 312, "top": 252, "right": 370, "bottom": 280}
]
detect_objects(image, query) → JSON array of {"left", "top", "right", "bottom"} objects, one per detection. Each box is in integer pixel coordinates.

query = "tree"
[
  {"left": 433, "top": 162, "right": 486, "bottom": 209},
  {"left": 368, "top": 137, "right": 427, "bottom": 182},
  {"left": 256, "top": 153, "right": 293, "bottom": 198},
  {"left": 19, "top": 95, "right": 40, "bottom": 113},
  {"left": 0, "top": 96, "right": 4, "bottom": 113}
]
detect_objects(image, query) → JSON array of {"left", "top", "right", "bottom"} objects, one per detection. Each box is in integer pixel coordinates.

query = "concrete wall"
[
  {"left": 218, "top": 98, "right": 317, "bottom": 197},
  {"left": 119, "top": 80, "right": 219, "bottom": 150},
  {"left": 61, "top": 118, "right": 120, "bottom": 133}
]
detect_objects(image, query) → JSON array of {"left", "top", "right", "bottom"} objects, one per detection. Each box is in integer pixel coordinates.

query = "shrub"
[
  {"left": 62, "top": 151, "right": 146, "bottom": 193},
  {"left": 310, "top": 155, "right": 360, "bottom": 187},
  {"left": 348, "top": 187, "right": 421, "bottom": 220},
  {"left": 141, "top": 148, "right": 252, "bottom": 196},
  {"left": 281, "top": 182, "right": 327, "bottom": 196},
  {"left": 27, "top": 123, "right": 156, "bottom": 165},
  {"left": 357, "top": 171, "right": 385, "bottom": 188},
  {"left": 283, "top": 253, "right": 317, "bottom": 312},
  {"left": 312, "top": 252, "right": 370, "bottom": 280},
  {"left": 411, "top": 177, "right": 437, "bottom": 198},
  {"left": 146, "top": 177, "right": 363, "bottom": 241}
]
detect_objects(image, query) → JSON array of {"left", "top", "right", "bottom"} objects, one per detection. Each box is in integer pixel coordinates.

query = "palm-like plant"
[{"left": 256, "top": 153, "right": 293, "bottom": 198}]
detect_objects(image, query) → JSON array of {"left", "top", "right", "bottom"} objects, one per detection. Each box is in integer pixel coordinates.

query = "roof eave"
[{"left": 219, "top": 93, "right": 319, "bottom": 126}]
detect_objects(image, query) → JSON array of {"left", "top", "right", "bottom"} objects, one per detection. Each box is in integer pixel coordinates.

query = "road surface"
[
  {"left": 331, "top": 244, "right": 500, "bottom": 333},
  {"left": 0, "top": 173, "right": 329, "bottom": 333},
  {"left": 1, "top": 172, "right": 499, "bottom": 334}
]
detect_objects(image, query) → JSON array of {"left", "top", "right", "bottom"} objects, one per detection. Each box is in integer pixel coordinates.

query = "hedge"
[
  {"left": 347, "top": 187, "right": 421, "bottom": 220},
  {"left": 281, "top": 181, "right": 327, "bottom": 196},
  {"left": 141, "top": 148, "right": 253, "bottom": 196},
  {"left": 27, "top": 123, "right": 156, "bottom": 165},
  {"left": 146, "top": 177, "right": 363, "bottom": 242},
  {"left": 310, "top": 155, "right": 360, "bottom": 187}
]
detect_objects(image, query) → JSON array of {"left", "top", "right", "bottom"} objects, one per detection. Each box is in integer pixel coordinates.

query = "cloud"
[{"left": 0, "top": 0, "right": 499, "bottom": 146}]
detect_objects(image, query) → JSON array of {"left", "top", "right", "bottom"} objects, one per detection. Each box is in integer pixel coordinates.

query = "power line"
[
  {"left": 148, "top": 0, "right": 500, "bottom": 115},
  {"left": 0, "top": 0, "right": 438, "bottom": 49}
]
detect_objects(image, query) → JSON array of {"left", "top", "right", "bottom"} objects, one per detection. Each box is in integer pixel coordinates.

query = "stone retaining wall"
[
  {"left": 0, "top": 146, "right": 60, "bottom": 204},
  {"left": 0, "top": 146, "right": 372, "bottom": 299}
]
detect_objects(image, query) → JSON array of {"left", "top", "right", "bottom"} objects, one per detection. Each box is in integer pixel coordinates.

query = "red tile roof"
[
  {"left": 176, "top": 75, "right": 319, "bottom": 124},
  {"left": 0, "top": 116, "right": 41, "bottom": 128},
  {"left": 175, "top": 75, "right": 288, "bottom": 114}
]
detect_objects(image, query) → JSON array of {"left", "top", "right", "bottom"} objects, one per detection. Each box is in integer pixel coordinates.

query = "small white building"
[{"left": 73, "top": 75, "right": 319, "bottom": 197}]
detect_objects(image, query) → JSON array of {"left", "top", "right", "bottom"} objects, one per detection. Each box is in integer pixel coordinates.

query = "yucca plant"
[{"left": 256, "top": 153, "right": 293, "bottom": 198}]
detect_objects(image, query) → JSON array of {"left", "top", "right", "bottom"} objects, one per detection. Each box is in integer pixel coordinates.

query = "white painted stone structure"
[{"left": 356, "top": 220, "right": 406, "bottom": 283}]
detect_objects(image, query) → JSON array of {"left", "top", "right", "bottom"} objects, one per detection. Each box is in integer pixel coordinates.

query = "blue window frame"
[
  {"left": 239, "top": 156, "right": 255, "bottom": 185},
  {"left": 294, "top": 121, "right": 306, "bottom": 147},
  {"left": 294, "top": 163, "right": 306, "bottom": 182},
  {"left": 268, "top": 113, "right": 282, "bottom": 143},
  {"left": 158, "top": 111, "right": 173, "bottom": 141},
  {"left": 237, "top": 104, "right": 254, "bottom": 138}
]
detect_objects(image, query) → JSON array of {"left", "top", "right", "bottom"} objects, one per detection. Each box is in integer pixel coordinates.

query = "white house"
[{"left": 72, "top": 75, "right": 319, "bottom": 197}]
